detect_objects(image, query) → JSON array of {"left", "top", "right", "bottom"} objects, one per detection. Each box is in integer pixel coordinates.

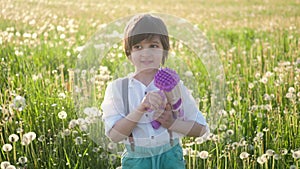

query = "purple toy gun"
[{"left": 151, "top": 68, "right": 184, "bottom": 129}]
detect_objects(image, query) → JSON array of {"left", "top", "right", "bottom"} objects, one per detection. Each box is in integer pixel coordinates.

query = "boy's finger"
[{"left": 165, "top": 103, "right": 172, "bottom": 111}]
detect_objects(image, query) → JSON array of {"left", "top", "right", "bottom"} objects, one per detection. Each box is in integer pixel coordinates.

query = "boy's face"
[{"left": 130, "top": 35, "right": 164, "bottom": 72}]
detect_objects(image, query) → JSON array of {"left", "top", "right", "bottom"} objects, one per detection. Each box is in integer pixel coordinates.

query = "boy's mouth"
[{"left": 141, "top": 61, "right": 153, "bottom": 65}]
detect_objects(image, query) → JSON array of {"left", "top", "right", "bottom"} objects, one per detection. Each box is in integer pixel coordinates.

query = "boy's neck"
[{"left": 133, "top": 69, "right": 157, "bottom": 86}]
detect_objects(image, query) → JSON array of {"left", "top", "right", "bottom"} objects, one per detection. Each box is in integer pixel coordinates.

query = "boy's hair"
[{"left": 123, "top": 14, "right": 170, "bottom": 65}]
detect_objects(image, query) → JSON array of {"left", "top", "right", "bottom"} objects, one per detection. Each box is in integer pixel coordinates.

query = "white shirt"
[{"left": 101, "top": 74, "right": 208, "bottom": 147}]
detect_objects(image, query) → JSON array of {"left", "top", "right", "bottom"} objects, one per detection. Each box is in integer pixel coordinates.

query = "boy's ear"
[{"left": 128, "top": 55, "right": 132, "bottom": 61}]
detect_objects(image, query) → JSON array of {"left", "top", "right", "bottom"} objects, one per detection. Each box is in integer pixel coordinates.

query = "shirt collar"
[{"left": 127, "top": 73, "right": 156, "bottom": 90}]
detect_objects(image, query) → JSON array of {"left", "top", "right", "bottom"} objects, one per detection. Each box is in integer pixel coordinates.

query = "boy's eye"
[
  {"left": 150, "top": 44, "right": 159, "bottom": 48},
  {"left": 132, "top": 45, "right": 142, "bottom": 50}
]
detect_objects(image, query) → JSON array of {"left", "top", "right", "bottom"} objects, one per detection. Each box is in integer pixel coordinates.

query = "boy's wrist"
[
  {"left": 126, "top": 109, "right": 144, "bottom": 122},
  {"left": 168, "top": 119, "right": 180, "bottom": 131}
]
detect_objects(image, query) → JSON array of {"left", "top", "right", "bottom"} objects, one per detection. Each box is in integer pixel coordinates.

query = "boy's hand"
[
  {"left": 153, "top": 103, "right": 175, "bottom": 129},
  {"left": 136, "top": 91, "right": 166, "bottom": 113}
]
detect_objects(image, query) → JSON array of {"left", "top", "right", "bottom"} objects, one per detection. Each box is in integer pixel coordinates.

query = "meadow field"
[{"left": 1, "top": 0, "right": 300, "bottom": 168}]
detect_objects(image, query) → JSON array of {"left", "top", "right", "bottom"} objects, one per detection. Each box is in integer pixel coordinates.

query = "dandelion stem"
[{"left": 13, "top": 143, "right": 16, "bottom": 163}]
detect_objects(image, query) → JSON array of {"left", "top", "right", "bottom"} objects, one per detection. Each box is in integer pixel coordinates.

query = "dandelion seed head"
[
  {"left": 27, "top": 132, "right": 37, "bottom": 141},
  {"left": 79, "top": 124, "right": 88, "bottom": 132},
  {"left": 288, "top": 87, "right": 295, "bottom": 93},
  {"left": 16, "top": 128, "right": 23, "bottom": 133},
  {"left": 239, "top": 140, "right": 247, "bottom": 147},
  {"left": 5, "top": 165, "right": 16, "bottom": 169},
  {"left": 75, "top": 137, "right": 83, "bottom": 145},
  {"left": 255, "top": 72, "right": 261, "bottom": 79},
  {"left": 185, "top": 142, "right": 195, "bottom": 147},
  {"left": 21, "top": 132, "right": 36, "bottom": 145},
  {"left": 260, "top": 77, "right": 268, "bottom": 84},
  {"left": 266, "top": 149, "right": 275, "bottom": 156},
  {"left": 2, "top": 144, "right": 13, "bottom": 152},
  {"left": 280, "top": 148, "right": 288, "bottom": 155},
  {"left": 109, "top": 154, "right": 117, "bottom": 162},
  {"left": 227, "top": 95, "right": 233, "bottom": 101},
  {"left": 212, "top": 134, "right": 219, "bottom": 142},
  {"left": 199, "top": 150, "right": 209, "bottom": 159},
  {"left": 18, "top": 156, "right": 28, "bottom": 164},
  {"left": 83, "top": 107, "right": 101, "bottom": 117},
  {"left": 1, "top": 161, "right": 11, "bottom": 169},
  {"left": 68, "top": 119, "right": 78, "bottom": 128},
  {"left": 290, "top": 165, "right": 297, "bottom": 169},
  {"left": 226, "top": 129, "right": 234, "bottom": 136},
  {"left": 58, "top": 93, "right": 66, "bottom": 99},
  {"left": 239, "top": 152, "right": 250, "bottom": 160},
  {"left": 218, "top": 109, "right": 227, "bottom": 116},
  {"left": 262, "top": 127, "right": 269, "bottom": 132},
  {"left": 184, "top": 71, "right": 193, "bottom": 77},
  {"left": 248, "top": 83, "right": 254, "bottom": 89},
  {"left": 292, "top": 150, "right": 300, "bottom": 159},
  {"left": 229, "top": 109, "right": 236, "bottom": 115},
  {"left": 231, "top": 142, "right": 239, "bottom": 149},
  {"left": 12, "top": 95, "right": 26, "bottom": 111},
  {"left": 77, "top": 118, "right": 87, "bottom": 125},
  {"left": 195, "top": 137, "right": 204, "bottom": 144},
  {"left": 182, "top": 148, "right": 190, "bottom": 156},
  {"left": 285, "top": 92, "right": 294, "bottom": 99},
  {"left": 219, "top": 124, "right": 227, "bottom": 131},
  {"left": 256, "top": 132, "right": 264, "bottom": 138},
  {"left": 8, "top": 134, "right": 19, "bottom": 142},
  {"left": 58, "top": 111, "right": 67, "bottom": 119},
  {"left": 38, "top": 135, "right": 46, "bottom": 142},
  {"left": 265, "top": 71, "right": 273, "bottom": 77},
  {"left": 263, "top": 94, "right": 271, "bottom": 101},
  {"left": 92, "top": 147, "right": 100, "bottom": 152},
  {"left": 257, "top": 155, "right": 268, "bottom": 164}
]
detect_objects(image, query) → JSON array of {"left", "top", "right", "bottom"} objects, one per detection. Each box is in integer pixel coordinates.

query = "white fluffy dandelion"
[
  {"left": 1, "top": 161, "right": 11, "bottom": 169},
  {"left": 21, "top": 132, "right": 36, "bottom": 145},
  {"left": 6, "top": 165, "right": 16, "bottom": 169},
  {"left": 257, "top": 154, "right": 268, "bottom": 165},
  {"left": 83, "top": 107, "right": 102, "bottom": 117},
  {"left": 2, "top": 144, "right": 13, "bottom": 152},
  {"left": 58, "top": 111, "right": 67, "bottom": 119},
  {"left": 290, "top": 165, "right": 297, "bottom": 169},
  {"left": 226, "top": 129, "right": 234, "bottom": 136},
  {"left": 266, "top": 149, "right": 275, "bottom": 157},
  {"left": 68, "top": 119, "right": 78, "bottom": 129},
  {"left": 199, "top": 150, "right": 209, "bottom": 159},
  {"left": 184, "top": 71, "right": 193, "bottom": 77},
  {"left": 239, "top": 152, "right": 250, "bottom": 160},
  {"left": 256, "top": 132, "right": 264, "bottom": 138},
  {"left": 8, "top": 134, "right": 19, "bottom": 143},
  {"left": 108, "top": 142, "right": 117, "bottom": 150},
  {"left": 292, "top": 150, "right": 300, "bottom": 160},
  {"left": 195, "top": 137, "right": 204, "bottom": 144},
  {"left": 18, "top": 156, "right": 28, "bottom": 164},
  {"left": 280, "top": 148, "right": 288, "bottom": 155},
  {"left": 74, "top": 136, "right": 83, "bottom": 145},
  {"left": 259, "top": 77, "right": 268, "bottom": 84},
  {"left": 12, "top": 95, "right": 26, "bottom": 111}
]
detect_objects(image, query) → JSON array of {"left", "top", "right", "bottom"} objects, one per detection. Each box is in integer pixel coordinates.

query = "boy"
[{"left": 101, "top": 13, "right": 209, "bottom": 169}]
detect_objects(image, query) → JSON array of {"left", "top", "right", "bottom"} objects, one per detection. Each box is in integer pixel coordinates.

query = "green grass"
[{"left": 1, "top": 0, "right": 300, "bottom": 168}]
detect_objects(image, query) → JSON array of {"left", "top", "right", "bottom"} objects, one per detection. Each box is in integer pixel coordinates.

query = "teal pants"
[{"left": 122, "top": 140, "right": 185, "bottom": 169}]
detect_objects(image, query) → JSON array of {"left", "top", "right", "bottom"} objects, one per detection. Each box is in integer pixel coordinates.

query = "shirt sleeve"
[
  {"left": 180, "top": 81, "right": 208, "bottom": 126},
  {"left": 101, "top": 79, "right": 125, "bottom": 136}
]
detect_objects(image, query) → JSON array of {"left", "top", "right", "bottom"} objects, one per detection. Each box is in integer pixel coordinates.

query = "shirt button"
[
  {"left": 145, "top": 114, "right": 148, "bottom": 117},
  {"left": 151, "top": 136, "right": 154, "bottom": 139}
]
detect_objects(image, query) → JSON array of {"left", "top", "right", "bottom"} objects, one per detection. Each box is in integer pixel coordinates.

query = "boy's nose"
[{"left": 140, "top": 48, "right": 153, "bottom": 56}]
